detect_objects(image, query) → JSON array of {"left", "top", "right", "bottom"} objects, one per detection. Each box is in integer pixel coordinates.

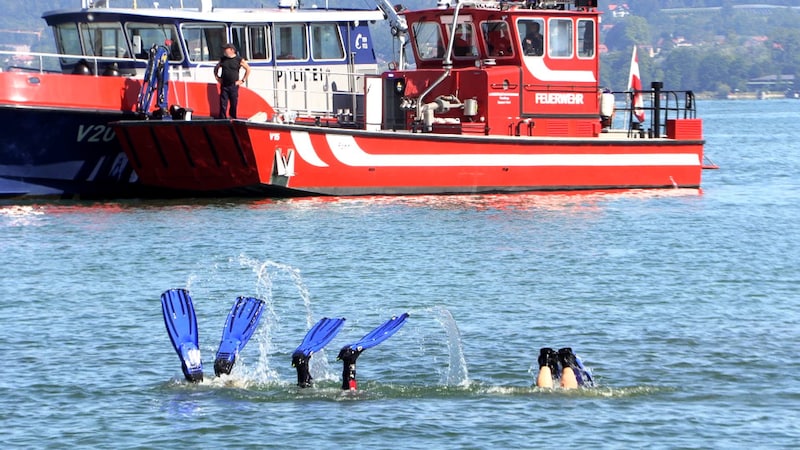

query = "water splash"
[
  {"left": 179, "top": 258, "right": 468, "bottom": 389},
  {"left": 233, "top": 255, "right": 338, "bottom": 385},
  {"left": 417, "top": 305, "right": 470, "bottom": 387}
]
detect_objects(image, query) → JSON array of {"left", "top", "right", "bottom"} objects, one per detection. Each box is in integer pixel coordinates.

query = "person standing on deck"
[{"left": 214, "top": 43, "right": 251, "bottom": 119}]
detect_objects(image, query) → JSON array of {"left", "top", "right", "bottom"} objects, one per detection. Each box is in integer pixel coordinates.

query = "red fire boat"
[{"left": 113, "top": 0, "right": 709, "bottom": 196}]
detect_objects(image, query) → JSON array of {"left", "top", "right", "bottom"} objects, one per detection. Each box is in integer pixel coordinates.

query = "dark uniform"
[{"left": 216, "top": 48, "right": 244, "bottom": 119}]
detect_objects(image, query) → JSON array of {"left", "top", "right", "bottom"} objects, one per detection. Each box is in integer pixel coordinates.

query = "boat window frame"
[
  {"left": 274, "top": 23, "right": 309, "bottom": 61},
  {"left": 517, "top": 18, "right": 545, "bottom": 57},
  {"left": 481, "top": 20, "right": 514, "bottom": 58},
  {"left": 577, "top": 18, "right": 595, "bottom": 59},
  {"left": 547, "top": 17, "right": 573, "bottom": 59},
  {"left": 242, "top": 24, "right": 271, "bottom": 61},
  {"left": 180, "top": 23, "right": 227, "bottom": 63},
  {"left": 447, "top": 20, "right": 478, "bottom": 59},
  {"left": 412, "top": 20, "right": 445, "bottom": 61},
  {"left": 124, "top": 22, "right": 183, "bottom": 62},
  {"left": 230, "top": 24, "right": 248, "bottom": 60},
  {"left": 79, "top": 21, "right": 129, "bottom": 58},
  {"left": 53, "top": 22, "right": 82, "bottom": 57},
  {"left": 310, "top": 23, "right": 345, "bottom": 61}
]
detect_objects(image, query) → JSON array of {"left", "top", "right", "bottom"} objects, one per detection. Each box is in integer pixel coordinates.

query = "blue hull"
[{"left": 0, "top": 105, "right": 148, "bottom": 198}]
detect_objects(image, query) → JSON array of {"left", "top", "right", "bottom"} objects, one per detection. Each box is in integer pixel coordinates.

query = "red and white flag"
[{"left": 627, "top": 46, "right": 645, "bottom": 123}]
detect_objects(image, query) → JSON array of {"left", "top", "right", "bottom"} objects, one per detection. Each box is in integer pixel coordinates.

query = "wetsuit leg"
[
  {"left": 292, "top": 353, "right": 313, "bottom": 388},
  {"left": 536, "top": 347, "right": 559, "bottom": 388},
  {"left": 558, "top": 347, "right": 579, "bottom": 389}
]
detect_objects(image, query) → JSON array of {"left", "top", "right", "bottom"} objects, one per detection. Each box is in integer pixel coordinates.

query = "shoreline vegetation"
[
  {"left": 696, "top": 91, "right": 797, "bottom": 100},
  {"left": 2, "top": 1, "right": 799, "bottom": 100}
]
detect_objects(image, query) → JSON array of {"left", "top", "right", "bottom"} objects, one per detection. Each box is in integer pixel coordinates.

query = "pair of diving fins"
[
  {"left": 291, "top": 313, "right": 410, "bottom": 390},
  {"left": 537, "top": 347, "right": 594, "bottom": 387},
  {"left": 161, "top": 288, "right": 265, "bottom": 382}
]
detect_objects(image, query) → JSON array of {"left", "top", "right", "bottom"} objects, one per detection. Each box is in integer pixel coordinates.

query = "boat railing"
[
  {"left": 2, "top": 50, "right": 71, "bottom": 74},
  {"left": 1, "top": 49, "right": 141, "bottom": 76},
  {"left": 176, "top": 62, "right": 369, "bottom": 122},
  {"left": 3, "top": 48, "right": 370, "bottom": 121},
  {"left": 610, "top": 82, "right": 698, "bottom": 139}
]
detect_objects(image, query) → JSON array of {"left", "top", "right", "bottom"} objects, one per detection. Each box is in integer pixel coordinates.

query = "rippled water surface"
[{"left": 1, "top": 100, "right": 799, "bottom": 448}]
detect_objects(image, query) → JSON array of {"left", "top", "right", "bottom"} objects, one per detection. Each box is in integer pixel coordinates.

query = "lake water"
[{"left": 1, "top": 100, "right": 798, "bottom": 448}]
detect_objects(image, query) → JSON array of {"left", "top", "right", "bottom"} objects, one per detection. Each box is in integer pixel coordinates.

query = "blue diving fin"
[
  {"left": 161, "top": 289, "right": 203, "bottom": 382},
  {"left": 294, "top": 317, "right": 347, "bottom": 357},
  {"left": 291, "top": 317, "right": 346, "bottom": 387},
  {"left": 574, "top": 354, "right": 594, "bottom": 387},
  {"left": 213, "top": 296, "right": 265, "bottom": 376},
  {"left": 337, "top": 313, "right": 410, "bottom": 390},
  {"left": 341, "top": 313, "right": 410, "bottom": 353}
]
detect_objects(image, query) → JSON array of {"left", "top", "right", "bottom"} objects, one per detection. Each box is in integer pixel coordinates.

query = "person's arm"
[
  {"left": 214, "top": 62, "right": 222, "bottom": 84},
  {"left": 238, "top": 59, "right": 251, "bottom": 86}
]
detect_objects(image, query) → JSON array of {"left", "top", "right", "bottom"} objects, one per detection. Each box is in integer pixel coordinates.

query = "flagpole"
[{"left": 627, "top": 46, "right": 635, "bottom": 91}]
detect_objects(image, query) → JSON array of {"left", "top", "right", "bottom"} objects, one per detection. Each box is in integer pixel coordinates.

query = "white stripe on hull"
[
  {"left": 522, "top": 57, "right": 596, "bottom": 83},
  {"left": 323, "top": 134, "right": 699, "bottom": 168},
  {"left": 290, "top": 131, "right": 329, "bottom": 167}
]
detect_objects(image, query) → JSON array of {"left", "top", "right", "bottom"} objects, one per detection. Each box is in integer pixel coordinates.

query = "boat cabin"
[
  {"left": 42, "top": 0, "right": 382, "bottom": 119},
  {"left": 379, "top": 0, "right": 601, "bottom": 137}
]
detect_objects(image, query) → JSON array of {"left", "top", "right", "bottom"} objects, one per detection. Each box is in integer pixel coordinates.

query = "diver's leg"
[
  {"left": 536, "top": 347, "right": 557, "bottom": 388},
  {"left": 558, "top": 347, "right": 579, "bottom": 389},
  {"left": 338, "top": 347, "right": 362, "bottom": 390},
  {"left": 292, "top": 353, "right": 313, "bottom": 388}
]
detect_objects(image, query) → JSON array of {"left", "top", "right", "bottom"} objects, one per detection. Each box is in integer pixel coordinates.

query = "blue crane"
[{"left": 136, "top": 44, "right": 171, "bottom": 119}]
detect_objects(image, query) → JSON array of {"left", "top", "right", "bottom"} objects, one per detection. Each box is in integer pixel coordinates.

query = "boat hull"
[
  {"left": 0, "top": 71, "right": 273, "bottom": 198},
  {"left": 0, "top": 105, "right": 142, "bottom": 198},
  {"left": 113, "top": 119, "right": 705, "bottom": 196}
]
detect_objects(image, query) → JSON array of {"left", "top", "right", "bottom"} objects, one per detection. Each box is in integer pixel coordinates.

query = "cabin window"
[
  {"left": 125, "top": 23, "right": 182, "bottom": 61},
  {"left": 79, "top": 22, "right": 128, "bottom": 58},
  {"left": 231, "top": 25, "right": 247, "bottom": 59},
  {"left": 247, "top": 25, "right": 270, "bottom": 60},
  {"left": 413, "top": 21, "right": 444, "bottom": 60},
  {"left": 518, "top": 19, "right": 544, "bottom": 57},
  {"left": 182, "top": 24, "right": 226, "bottom": 62},
  {"left": 449, "top": 22, "right": 477, "bottom": 58},
  {"left": 231, "top": 24, "right": 271, "bottom": 61},
  {"left": 275, "top": 23, "right": 308, "bottom": 60},
  {"left": 482, "top": 21, "right": 513, "bottom": 57},
  {"left": 311, "top": 24, "right": 344, "bottom": 60},
  {"left": 54, "top": 23, "right": 82, "bottom": 56},
  {"left": 577, "top": 19, "right": 594, "bottom": 58},
  {"left": 548, "top": 18, "right": 573, "bottom": 58}
]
